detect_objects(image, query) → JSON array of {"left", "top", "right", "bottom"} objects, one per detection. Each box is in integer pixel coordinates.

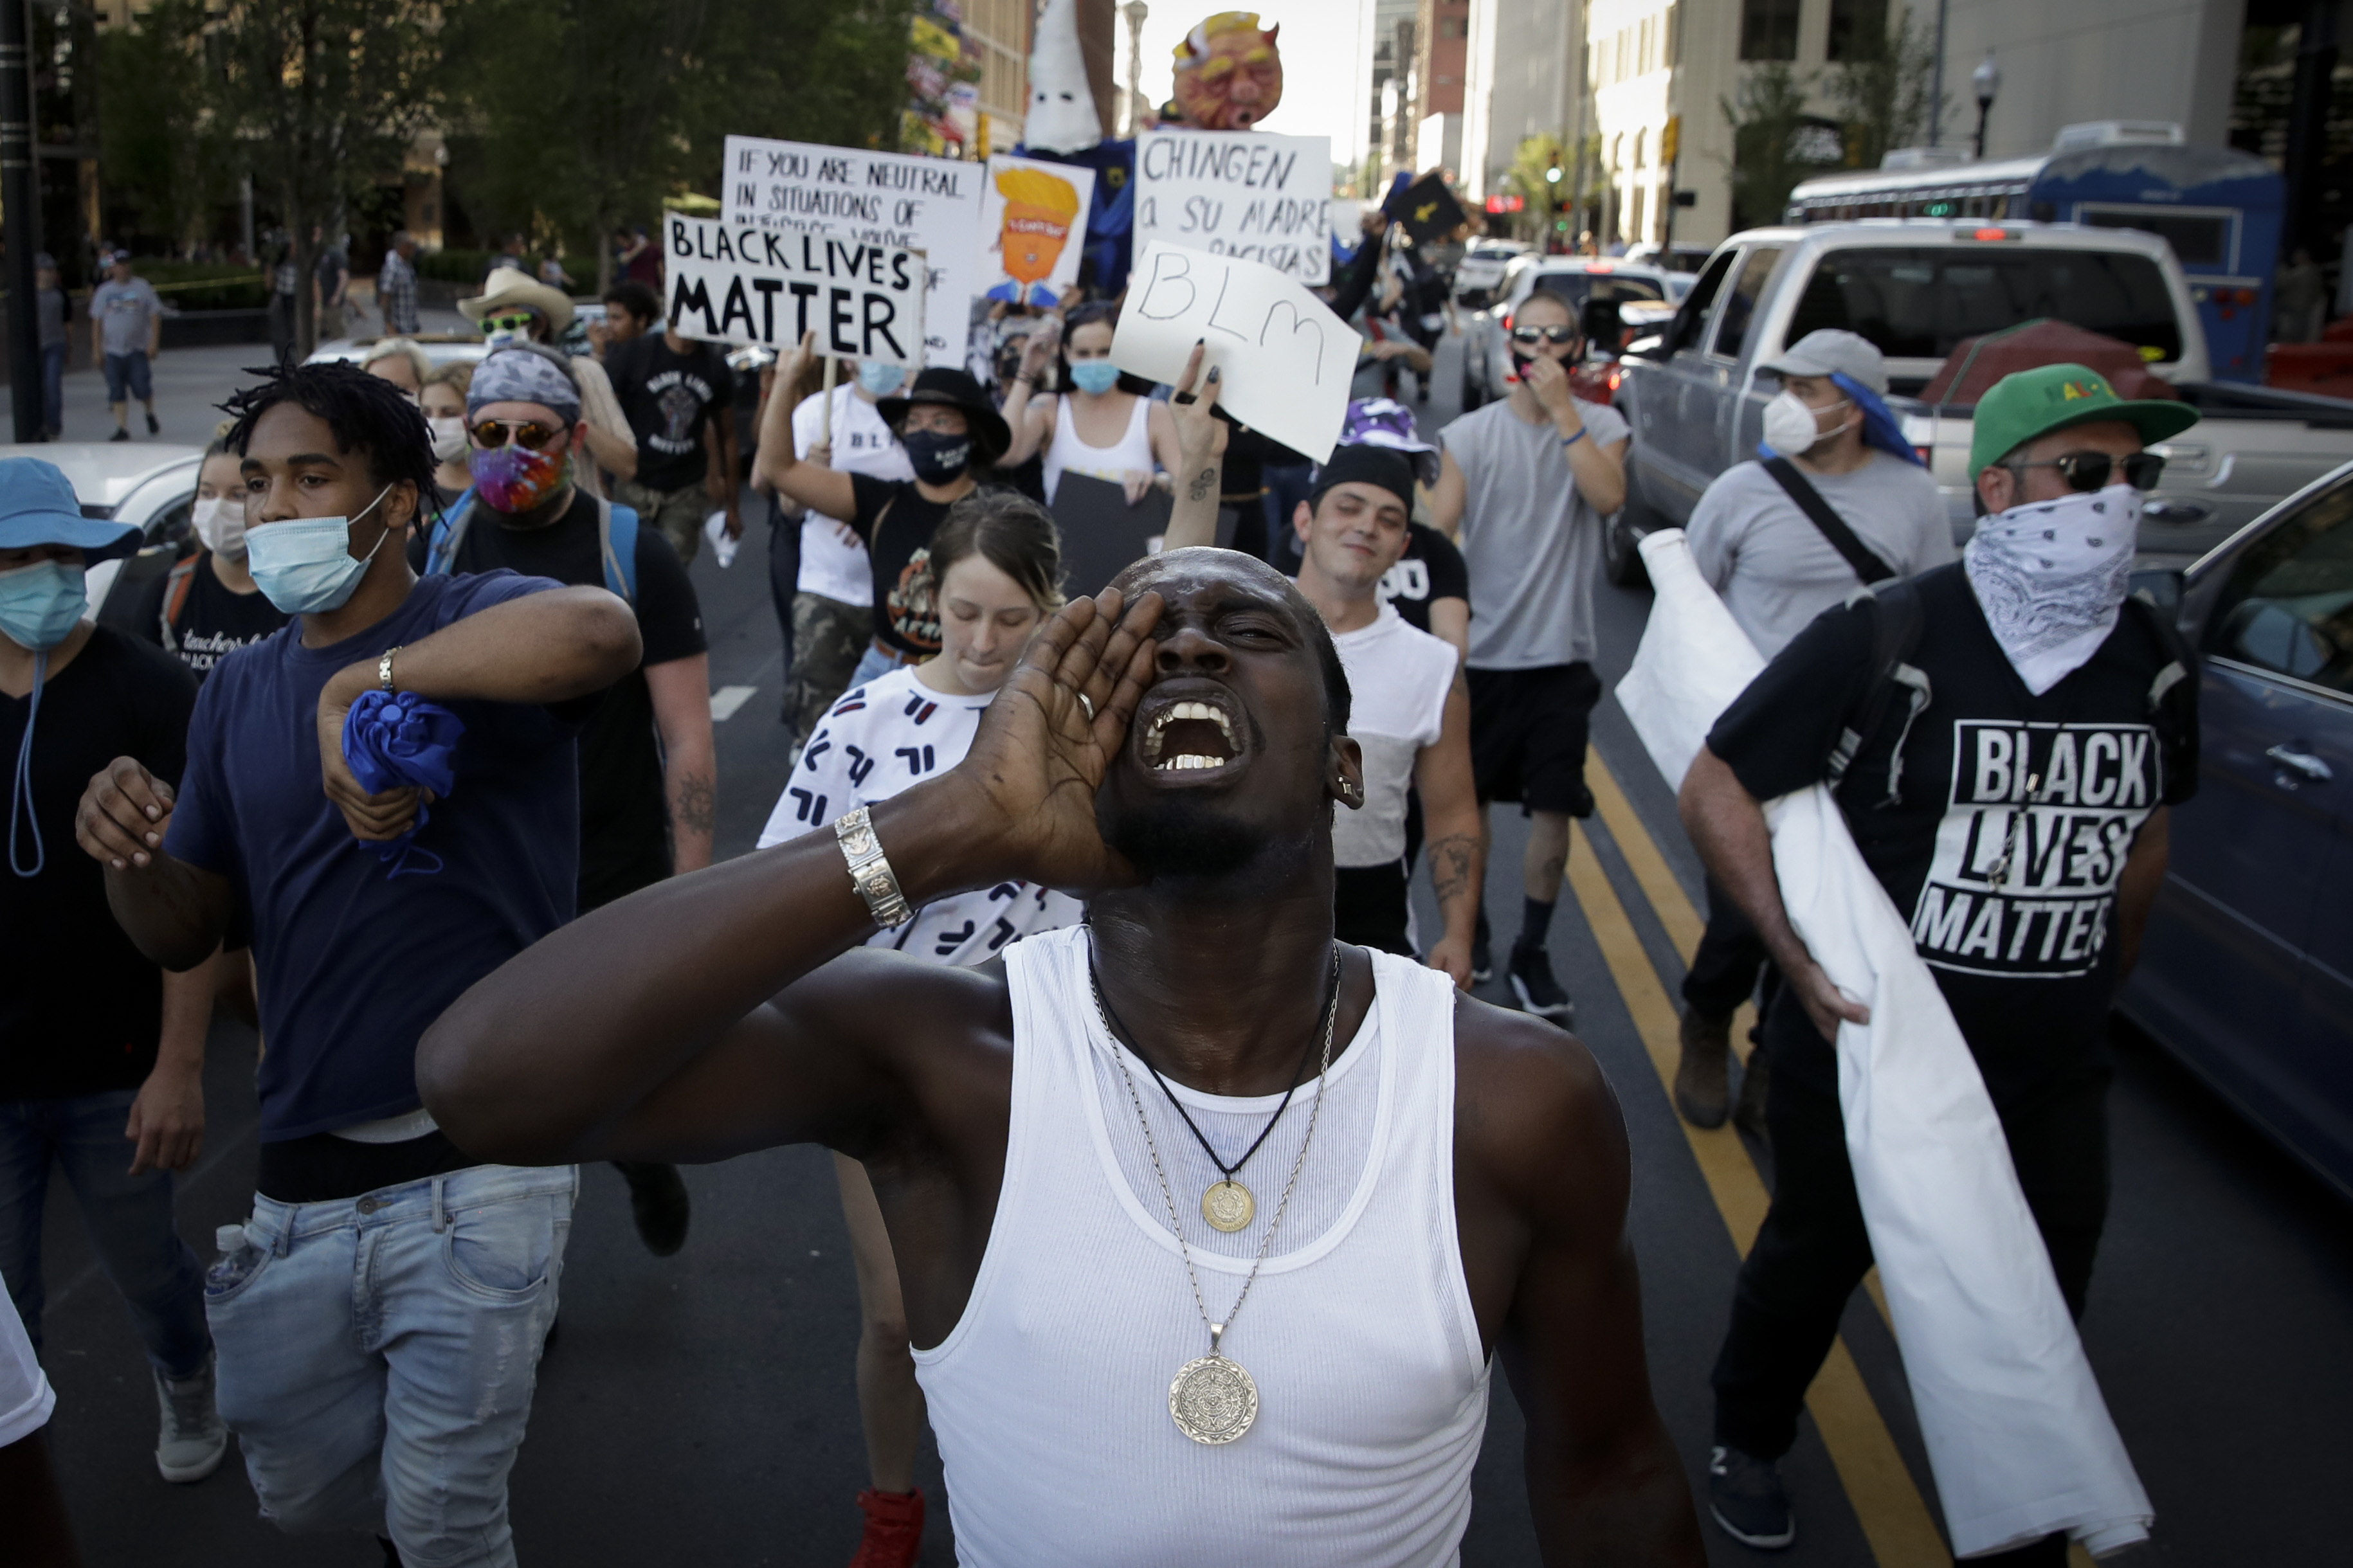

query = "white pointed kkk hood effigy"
[
  {"left": 1616, "top": 528, "right": 2152, "bottom": 1560},
  {"left": 1025, "top": 0, "right": 1105, "bottom": 154}
]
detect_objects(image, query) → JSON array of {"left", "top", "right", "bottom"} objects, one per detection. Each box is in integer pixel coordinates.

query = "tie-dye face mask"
[{"left": 468, "top": 442, "right": 568, "bottom": 514}]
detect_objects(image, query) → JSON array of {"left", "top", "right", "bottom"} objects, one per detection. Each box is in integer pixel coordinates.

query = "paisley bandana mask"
[
  {"left": 469, "top": 442, "right": 569, "bottom": 514},
  {"left": 1963, "top": 482, "right": 2140, "bottom": 696}
]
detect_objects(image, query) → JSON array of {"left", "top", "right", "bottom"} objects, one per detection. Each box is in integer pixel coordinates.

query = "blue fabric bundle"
[
  {"left": 341, "top": 690, "right": 465, "bottom": 878},
  {"left": 1831, "top": 371, "right": 1926, "bottom": 466}
]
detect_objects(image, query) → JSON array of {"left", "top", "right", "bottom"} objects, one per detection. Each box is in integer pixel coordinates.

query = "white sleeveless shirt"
[
  {"left": 1040, "top": 392, "right": 1156, "bottom": 504},
  {"left": 914, "top": 926, "right": 1491, "bottom": 1566}
]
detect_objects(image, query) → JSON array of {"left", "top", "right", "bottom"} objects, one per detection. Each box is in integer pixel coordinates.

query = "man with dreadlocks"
[{"left": 73, "top": 360, "right": 642, "bottom": 1567}]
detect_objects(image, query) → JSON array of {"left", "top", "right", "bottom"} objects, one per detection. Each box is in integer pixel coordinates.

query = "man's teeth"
[
  {"left": 1157, "top": 753, "right": 1228, "bottom": 771},
  {"left": 1142, "top": 699, "right": 1237, "bottom": 766}
]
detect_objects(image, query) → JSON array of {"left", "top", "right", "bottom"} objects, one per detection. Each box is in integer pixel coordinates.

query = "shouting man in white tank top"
[{"left": 420, "top": 546, "right": 1705, "bottom": 1564}]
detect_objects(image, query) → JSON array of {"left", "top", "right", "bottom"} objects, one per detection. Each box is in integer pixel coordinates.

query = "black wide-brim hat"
[{"left": 877, "top": 367, "right": 1013, "bottom": 467}]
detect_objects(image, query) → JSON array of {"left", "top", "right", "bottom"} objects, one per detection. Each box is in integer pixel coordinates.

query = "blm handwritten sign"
[
  {"left": 721, "top": 135, "right": 980, "bottom": 365},
  {"left": 1133, "top": 130, "right": 1332, "bottom": 285},
  {"left": 664, "top": 213, "right": 928, "bottom": 370},
  {"left": 1109, "top": 243, "right": 1351, "bottom": 462}
]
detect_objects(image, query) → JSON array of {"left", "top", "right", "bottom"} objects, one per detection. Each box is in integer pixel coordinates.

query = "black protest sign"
[
  {"left": 1384, "top": 174, "right": 1469, "bottom": 246},
  {"left": 664, "top": 211, "right": 929, "bottom": 368},
  {"left": 1049, "top": 472, "right": 1236, "bottom": 597}
]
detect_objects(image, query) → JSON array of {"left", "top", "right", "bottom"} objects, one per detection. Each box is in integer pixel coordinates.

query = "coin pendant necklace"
[
  {"left": 1092, "top": 954, "right": 1336, "bottom": 1234},
  {"left": 1087, "top": 941, "right": 1343, "bottom": 1445}
]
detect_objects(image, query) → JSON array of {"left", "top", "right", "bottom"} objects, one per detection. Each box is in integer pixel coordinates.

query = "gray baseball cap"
[{"left": 1759, "top": 329, "right": 1889, "bottom": 395}]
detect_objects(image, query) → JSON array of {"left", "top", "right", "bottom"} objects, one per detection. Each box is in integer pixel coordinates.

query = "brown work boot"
[
  {"left": 1732, "top": 1045, "right": 1772, "bottom": 1139},
  {"left": 1674, "top": 1008, "right": 1733, "bottom": 1128},
  {"left": 848, "top": 1487, "right": 924, "bottom": 1568}
]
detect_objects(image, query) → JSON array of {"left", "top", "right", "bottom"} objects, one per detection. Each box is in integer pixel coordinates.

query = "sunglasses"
[
  {"left": 2010, "top": 451, "right": 2167, "bottom": 494},
  {"left": 469, "top": 419, "right": 568, "bottom": 449},
  {"left": 478, "top": 311, "right": 540, "bottom": 336},
  {"left": 1509, "top": 325, "right": 1580, "bottom": 347}
]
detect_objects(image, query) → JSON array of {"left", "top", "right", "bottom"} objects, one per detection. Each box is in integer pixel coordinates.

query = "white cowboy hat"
[{"left": 458, "top": 266, "right": 577, "bottom": 334}]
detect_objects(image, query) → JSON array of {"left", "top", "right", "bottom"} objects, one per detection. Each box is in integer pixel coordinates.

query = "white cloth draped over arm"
[{"left": 1616, "top": 528, "right": 2152, "bottom": 1560}]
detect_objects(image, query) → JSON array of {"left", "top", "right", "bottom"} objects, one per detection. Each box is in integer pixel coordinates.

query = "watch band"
[
  {"left": 378, "top": 645, "right": 401, "bottom": 692},
  {"left": 833, "top": 805, "right": 913, "bottom": 928},
  {"left": 1559, "top": 428, "right": 1588, "bottom": 449}
]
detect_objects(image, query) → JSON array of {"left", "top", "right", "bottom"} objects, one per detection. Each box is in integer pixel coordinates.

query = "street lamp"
[
  {"left": 1973, "top": 52, "right": 2001, "bottom": 160},
  {"left": 1122, "top": 1, "right": 1149, "bottom": 138}
]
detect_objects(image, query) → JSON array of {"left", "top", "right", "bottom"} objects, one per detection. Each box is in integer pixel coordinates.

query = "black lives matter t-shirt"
[
  {"left": 129, "top": 553, "right": 289, "bottom": 681},
  {"left": 848, "top": 473, "right": 974, "bottom": 659},
  {"left": 2, "top": 629, "right": 196, "bottom": 1097},
  {"left": 1707, "top": 563, "right": 2195, "bottom": 1106},
  {"left": 411, "top": 492, "right": 707, "bottom": 906},
  {"left": 1376, "top": 522, "right": 1469, "bottom": 637},
  {"left": 604, "top": 334, "right": 736, "bottom": 493}
]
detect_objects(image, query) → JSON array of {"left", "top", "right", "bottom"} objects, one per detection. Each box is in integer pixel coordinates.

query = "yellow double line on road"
[{"left": 1564, "top": 753, "right": 1954, "bottom": 1565}]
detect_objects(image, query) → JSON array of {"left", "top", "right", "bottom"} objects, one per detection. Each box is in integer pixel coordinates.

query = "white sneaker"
[{"left": 154, "top": 1355, "right": 228, "bottom": 1483}]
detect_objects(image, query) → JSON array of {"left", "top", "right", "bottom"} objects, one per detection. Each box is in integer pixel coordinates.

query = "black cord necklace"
[{"left": 1087, "top": 944, "right": 1341, "bottom": 1234}]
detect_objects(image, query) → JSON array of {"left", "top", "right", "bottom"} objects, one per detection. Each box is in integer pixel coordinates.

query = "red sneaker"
[{"left": 848, "top": 1487, "right": 925, "bottom": 1568}]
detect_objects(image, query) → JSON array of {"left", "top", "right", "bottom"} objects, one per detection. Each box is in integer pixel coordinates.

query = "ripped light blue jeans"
[{"left": 205, "top": 1164, "right": 576, "bottom": 1568}]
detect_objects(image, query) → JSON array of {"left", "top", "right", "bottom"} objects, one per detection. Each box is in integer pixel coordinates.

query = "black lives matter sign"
[
  {"left": 664, "top": 212, "right": 929, "bottom": 369},
  {"left": 1909, "top": 721, "right": 2162, "bottom": 978}
]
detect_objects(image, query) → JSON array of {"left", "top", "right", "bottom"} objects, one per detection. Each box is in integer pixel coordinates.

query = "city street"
[{"left": 29, "top": 334, "right": 2353, "bottom": 1565}]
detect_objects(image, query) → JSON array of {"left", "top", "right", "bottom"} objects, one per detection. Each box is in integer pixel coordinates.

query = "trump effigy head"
[{"left": 1171, "top": 12, "right": 1283, "bottom": 131}]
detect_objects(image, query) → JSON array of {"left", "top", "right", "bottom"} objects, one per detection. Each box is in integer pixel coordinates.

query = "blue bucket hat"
[{"left": 0, "top": 460, "right": 138, "bottom": 561}]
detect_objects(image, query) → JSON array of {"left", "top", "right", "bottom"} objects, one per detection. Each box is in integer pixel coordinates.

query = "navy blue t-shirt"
[{"left": 165, "top": 572, "right": 581, "bottom": 1141}]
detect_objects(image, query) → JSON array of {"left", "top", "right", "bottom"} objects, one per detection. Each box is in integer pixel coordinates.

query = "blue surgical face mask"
[
  {"left": 244, "top": 486, "right": 395, "bottom": 615},
  {"left": 857, "top": 361, "right": 907, "bottom": 397},
  {"left": 1069, "top": 360, "right": 1122, "bottom": 395},
  {"left": 0, "top": 560, "right": 87, "bottom": 652}
]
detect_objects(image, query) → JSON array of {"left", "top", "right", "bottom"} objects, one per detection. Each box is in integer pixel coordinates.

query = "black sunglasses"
[
  {"left": 1509, "top": 325, "right": 1579, "bottom": 347},
  {"left": 469, "top": 419, "right": 568, "bottom": 450},
  {"left": 2009, "top": 451, "right": 2166, "bottom": 494}
]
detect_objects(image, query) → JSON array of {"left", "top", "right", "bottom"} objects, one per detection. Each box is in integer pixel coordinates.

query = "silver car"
[{"left": 1459, "top": 257, "right": 1673, "bottom": 410}]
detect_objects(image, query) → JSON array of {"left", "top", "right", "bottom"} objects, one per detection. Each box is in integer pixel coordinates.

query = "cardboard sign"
[
  {"left": 1051, "top": 472, "right": 1237, "bottom": 597},
  {"left": 1109, "top": 242, "right": 1354, "bottom": 463},
  {"left": 1133, "top": 129, "right": 1332, "bottom": 285},
  {"left": 979, "top": 154, "right": 1096, "bottom": 309},
  {"left": 664, "top": 213, "right": 928, "bottom": 369},
  {"left": 721, "top": 134, "right": 981, "bottom": 365},
  {"left": 1384, "top": 172, "right": 1469, "bottom": 247}
]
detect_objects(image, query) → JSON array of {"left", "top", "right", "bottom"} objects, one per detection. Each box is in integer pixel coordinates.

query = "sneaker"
[
  {"left": 145, "top": 410, "right": 160, "bottom": 435},
  {"left": 1733, "top": 1045, "right": 1772, "bottom": 1139},
  {"left": 109, "top": 427, "right": 130, "bottom": 442},
  {"left": 613, "top": 1160, "right": 691, "bottom": 1256},
  {"left": 1471, "top": 908, "right": 1493, "bottom": 984},
  {"left": 1674, "top": 1008, "right": 1733, "bottom": 1128},
  {"left": 1707, "top": 1445, "right": 1795, "bottom": 1549},
  {"left": 1507, "top": 942, "right": 1574, "bottom": 1025},
  {"left": 154, "top": 1355, "right": 228, "bottom": 1483},
  {"left": 849, "top": 1486, "right": 925, "bottom": 1568}
]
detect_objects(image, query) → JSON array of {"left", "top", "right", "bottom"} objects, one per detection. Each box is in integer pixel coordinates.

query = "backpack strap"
[
  {"left": 1828, "top": 577, "right": 1931, "bottom": 809},
  {"left": 424, "top": 489, "right": 475, "bottom": 577},
  {"left": 158, "top": 552, "right": 201, "bottom": 654},
  {"left": 1762, "top": 456, "right": 1896, "bottom": 585},
  {"left": 2125, "top": 593, "right": 2200, "bottom": 798},
  {"left": 595, "top": 496, "right": 639, "bottom": 604}
]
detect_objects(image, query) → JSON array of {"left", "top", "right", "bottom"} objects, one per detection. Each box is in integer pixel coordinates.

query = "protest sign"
[
  {"left": 1110, "top": 242, "right": 1352, "bottom": 462},
  {"left": 1133, "top": 129, "right": 1332, "bottom": 285},
  {"left": 1051, "top": 473, "right": 1237, "bottom": 596},
  {"left": 979, "top": 154, "right": 1096, "bottom": 308},
  {"left": 721, "top": 134, "right": 981, "bottom": 365},
  {"left": 1384, "top": 172, "right": 1469, "bottom": 247},
  {"left": 664, "top": 213, "right": 928, "bottom": 370}
]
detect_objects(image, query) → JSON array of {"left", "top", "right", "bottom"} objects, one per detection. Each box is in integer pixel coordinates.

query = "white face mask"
[
  {"left": 1963, "top": 482, "right": 2141, "bottom": 695},
  {"left": 191, "top": 496, "right": 248, "bottom": 559},
  {"left": 428, "top": 416, "right": 469, "bottom": 465},
  {"left": 1762, "top": 388, "right": 1851, "bottom": 457}
]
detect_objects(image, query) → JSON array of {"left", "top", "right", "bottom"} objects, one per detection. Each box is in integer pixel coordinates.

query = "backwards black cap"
[{"left": 1307, "top": 444, "right": 1417, "bottom": 514}]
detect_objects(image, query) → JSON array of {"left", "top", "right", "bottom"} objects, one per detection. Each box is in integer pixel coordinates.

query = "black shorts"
[{"left": 1467, "top": 662, "right": 1600, "bottom": 817}]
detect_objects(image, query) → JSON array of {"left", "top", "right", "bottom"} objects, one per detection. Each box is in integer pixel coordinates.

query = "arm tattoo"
[
  {"left": 1426, "top": 832, "right": 1478, "bottom": 910},
  {"left": 671, "top": 770, "right": 717, "bottom": 838},
  {"left": 1187, "top": 466, "right": 1217, "bottom": 502}
]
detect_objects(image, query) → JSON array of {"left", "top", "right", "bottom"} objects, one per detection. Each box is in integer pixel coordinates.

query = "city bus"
[{"left": 1785, "top": 124, "right": 2284, "bottom": 384}]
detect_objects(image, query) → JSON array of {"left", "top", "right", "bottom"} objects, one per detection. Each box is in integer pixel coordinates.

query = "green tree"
[
  {"left": 1505, "top": 134, "right": 1570, "bottom": 242},
  {"left": 1721, "top": 63, "right": 1842, "bottom": 231},
  {"left": 1824, "top": 9, "right": 1945, "bottom": 172},
  {"left": 95, "top": 0, "right": 239, "bottom": 254}
]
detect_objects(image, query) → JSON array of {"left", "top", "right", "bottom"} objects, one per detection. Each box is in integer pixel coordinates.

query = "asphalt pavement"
[{"left": 28, "top": 333, "right": 2353, "bottom": 1565}]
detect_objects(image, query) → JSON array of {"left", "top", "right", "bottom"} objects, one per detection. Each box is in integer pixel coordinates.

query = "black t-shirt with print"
[
  {"left": 1376, "top": 523, "right": 1469, "bottom": 637},
  {"left": 849, "top": 473, "right": 977, "bottom": 658},
  {"left": 1707, "top": 563, "right": 2197, "bottom": 1108},
  {"left": 604, "top": 334, "right": 737, "bottom": 493},
  {"left": 129, "top": 552, "right": 290, "bottom": 682},
  {"left": 410, "top": 491, "right": 708, "bottom": 906},
  {"left": 2, "top": 628, "right": 195, "bottom": 1098}
]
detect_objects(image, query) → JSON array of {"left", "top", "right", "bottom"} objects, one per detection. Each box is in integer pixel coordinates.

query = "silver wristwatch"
[{"left": 833, "top": 805, "right": 913, "bottom": 928}]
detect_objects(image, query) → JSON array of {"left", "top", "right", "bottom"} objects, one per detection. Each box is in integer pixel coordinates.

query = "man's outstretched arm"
[
  {"left": 419, "top": 590, "right": 1165, "bottom": 1167},
  {"left": 1455, "top": 1004, "right": 1704, "bottom": 1565}
]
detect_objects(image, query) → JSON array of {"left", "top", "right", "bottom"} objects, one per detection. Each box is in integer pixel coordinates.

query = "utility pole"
[
  {"left": 1, "top": 0, "right": 42, "bottom": 440},
  {"left": 1927, "top": 0, "right": 1950, "bottom": 149}
]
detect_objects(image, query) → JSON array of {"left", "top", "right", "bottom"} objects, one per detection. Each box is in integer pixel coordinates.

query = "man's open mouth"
[{"left": 1140, "top": 698, "right": 1240, "bottom": 773}]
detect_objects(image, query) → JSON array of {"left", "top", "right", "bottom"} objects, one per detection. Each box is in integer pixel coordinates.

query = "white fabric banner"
[{"left": 1615, "top": 528, "right": 2152, "bottom": 1560}]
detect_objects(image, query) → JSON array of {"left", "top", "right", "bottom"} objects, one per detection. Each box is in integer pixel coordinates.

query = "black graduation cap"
[{"left": 1384, "top": 172, "right": 1468, "bottom": 246}]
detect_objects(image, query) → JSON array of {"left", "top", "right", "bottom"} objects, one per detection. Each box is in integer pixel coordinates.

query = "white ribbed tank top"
[
  {"left": 1040, "top": 392, "right": 1156, "bottom": 504},
  {"left": 914, "top": 926, "right": 1491, "bottom": 1566}
]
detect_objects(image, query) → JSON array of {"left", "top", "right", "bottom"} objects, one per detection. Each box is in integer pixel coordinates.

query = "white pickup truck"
[{"left": 1608, "top": 220, "right": 2353, "bottom": 582}]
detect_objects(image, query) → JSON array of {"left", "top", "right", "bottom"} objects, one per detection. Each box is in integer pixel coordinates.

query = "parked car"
[
  {"left": 2120, "top": 459, "right": 2353, "bottom": 1201},
  {"left": 1451, "top": 238, "right": 1529, "bottom": 309},
  {"left": 308, "top": 301, "right": 609, "bottom": 370},
  {"left": 0, "top": 443, "right": 208, "bottom": 623},
  {"left": 1460, "top": 257, "right": 1672, "bottom": 411},
  {"left": 1609, "top": 220, "right": 2353, "bottom": 585},
  {"left": 1624, "top": 241, "right": 1712, "bottom": 274}
]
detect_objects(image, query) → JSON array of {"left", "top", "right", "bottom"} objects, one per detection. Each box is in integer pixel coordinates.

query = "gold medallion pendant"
[
  {"left": 1201, "top": 1178, "right": 1255, "bottom": 1233},
  {"left": 1169, "top": 1352, "right": 1259, "bottom": 1444}
]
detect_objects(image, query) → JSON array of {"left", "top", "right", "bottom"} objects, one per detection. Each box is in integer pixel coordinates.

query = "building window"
[
  {"left": 1740, "top": 0, "right": 1799, "bottom": 62},
  {"left": 1826, "top": 0, "right": 1887, "bottom": 62}
]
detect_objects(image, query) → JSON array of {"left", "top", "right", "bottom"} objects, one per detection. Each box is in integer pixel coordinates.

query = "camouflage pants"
[
  {"left": 785, "top": 592, "right": 872, "bottom": 742},
  {"left": 614, "top": 478, "right": 710, "bottom": 566}
]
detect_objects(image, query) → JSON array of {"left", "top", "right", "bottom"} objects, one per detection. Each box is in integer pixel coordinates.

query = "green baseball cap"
[{"left": 1967, "top": 362, "right": 2200, "bottom": 478}]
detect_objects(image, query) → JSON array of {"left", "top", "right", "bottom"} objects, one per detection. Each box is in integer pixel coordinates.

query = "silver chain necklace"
[{"left": 1087, "top": 941, "right": 1343, "bottom": 1445}]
